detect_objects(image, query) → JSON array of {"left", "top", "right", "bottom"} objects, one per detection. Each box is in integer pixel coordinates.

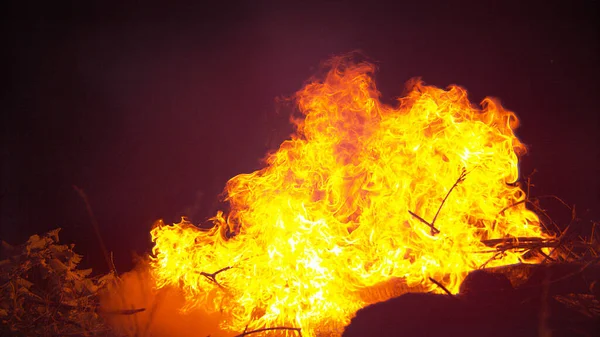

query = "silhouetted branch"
[
  {"left": 201, "top": 266, "right": 232, "bottom": 289},
  {"left": 480, "top": 237, "right": 562, "bottom": 254},
  {"left": 408, "top": 210, "right": 440, "bottom": 234},
  {"left": 408, "top": 169, "right": 467, "bottom": 235},
  {"left": 431, "top": 168, "right": 467, "bottom": 228},
  {"left": 100, "top": 308, "right": 146, "bottom": 315},
  {"left": 234, "top": 326, "right": 302, "bottom": 337}
]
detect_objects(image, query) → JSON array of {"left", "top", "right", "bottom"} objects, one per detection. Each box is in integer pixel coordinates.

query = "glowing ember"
[{"left": 150, "top": 57, "right": 549, "bottom": 336}]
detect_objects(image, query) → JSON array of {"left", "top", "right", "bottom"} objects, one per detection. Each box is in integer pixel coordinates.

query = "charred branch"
[
  {"left": 428, "top": 277, "right": 454, "bottom": 297},
  {"left": 408, "top": 168, "right": 467, "bottom": 235},
  {"left": 480, "top": 234, "right": 598, "bottom": 260},
  {"left": 100, "top": 308, "right": 146, "bottom": 315},
  {"left": 408, "top": 210, "right": 440, "bottom": 234},
  {"left": 431, "top": 168, "right": 467, "bottom": 229},
  {"left": 201, "top": 266, "right": 232, "bottom": 289},
  {"left": 480, "top": 237, "right": 560, "bottom": 250},
  {"left": 498, "top": 171, "right": 580, "bottom": 236},
  {"left": 234, "top": 326, "right": 302, "bottom": 337}
]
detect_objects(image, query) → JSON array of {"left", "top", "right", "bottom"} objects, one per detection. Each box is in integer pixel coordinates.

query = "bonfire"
[{"left": 148, "top": 56, "right": 594, "bottom": 336}]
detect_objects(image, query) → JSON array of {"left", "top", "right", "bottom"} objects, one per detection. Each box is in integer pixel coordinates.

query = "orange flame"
[{"left": 150, "top": 57, "right": 549, "bottom": 336}]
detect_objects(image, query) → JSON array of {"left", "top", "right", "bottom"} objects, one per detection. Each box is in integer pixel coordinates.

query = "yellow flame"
[{"left": 150, "top": 58, "right": 549, "bottom": 336}]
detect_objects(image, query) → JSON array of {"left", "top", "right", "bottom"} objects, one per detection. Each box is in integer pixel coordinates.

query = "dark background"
[{"left": 3, "top": 1, "right": 599, "bottom": 273}]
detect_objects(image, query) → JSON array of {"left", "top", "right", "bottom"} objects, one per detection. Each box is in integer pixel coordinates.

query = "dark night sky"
[{"left": 3, "top": 1, "right": 599, "bottom": 273}]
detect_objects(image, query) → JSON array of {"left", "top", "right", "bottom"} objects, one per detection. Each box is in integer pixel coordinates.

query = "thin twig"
[
  {"left": 498, "top": 200, "right": 526, "bottom": 215},
  {"left": 480, "top": 251, "right": 505, "bottom": 269},
  {"left": 428, "top": 277, "right": 454, "bottom": 296},
  {"left": 481, "top": 237, "right": 555, "bottom": 247},
  {"left": 110, "top": 252, "right": 118, "bottom": 276},
  {"left": 431, "top": 168, "right": 467, "bottom": 228},
  {"left": 514, "top": 259, "right": 600, "bottom": 294},
  {"left": 542, "top": 223, "right": 575, "bottom": 262},
  {"left": 543, "top": 258, "right": 600, "bottom": 286},
  {"left": 526, "top": 170, "right": 535, "bottom": 196},
  {"left": 100, "top": 308, "right": 146, "bottom": 315},
  {"left": 234, "top": 327, "right": 302, "bottom": 337},
  {"left": 499, "top": 196, "right": 563, "bottom": 235},
  {"left": 496, "top": 170, "right": 568, "bottom": 235},
  {"left": 408, "top": 169, "right": 467, "bottom": 235},
  {"left": 201, "top": 266, "right": 232, "bottom": 289},
  {"left": 408, "top": 211, "right": 440, "bottom": 234},
  {"left": 73, "top": 186, "right": 115, "bottom": 276},
  {"left": 536, "top": 247, "right": 556, "bottom": 263},
  {"left": 536, "top": 194, "right": 572, "bottom": 211}
]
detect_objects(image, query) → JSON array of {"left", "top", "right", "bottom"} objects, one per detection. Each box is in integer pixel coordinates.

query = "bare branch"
[
  {"left": 201, "top": 266, "right": 232, "bottom": 289},
  {"left": 428, "top": 277, "right": 454, "bottom": 297},
  {"left": 100, "top": 308, "right": 146, "bottom": 315},
  {"left": 480, "top": 237, "right": 560, "bottom": 252},
  {"left": 498, "top": 200, "right": 526, "bottom": 215},
  {"left": 408, "top": 169, "right": 466, "bottom": 235},
  {"left": 431, "top": 168, "right": 467, "bottom": 228},
  {"left": 480, "top": 251, "right": 505, "bottom": 269},
  {"left": 408, "top": 210, "right": 440, "bottom": 234},
  {"left": 234, "top": 327, "right": 302, "bottom": 337}
]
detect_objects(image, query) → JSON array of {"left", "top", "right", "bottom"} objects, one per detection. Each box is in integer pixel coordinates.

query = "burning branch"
[
  {"left": 408, "top": 169, "right": 467, "bottom": 235},
  {"left": 200, "top": 266, "right": 232, "bottom": 289},
  {"left": 480, "top": 237, "right": 560, "bottom": 251},
  {"left": 408, "top": 211, "right": 440, "bottom": 235},
  {"left": 486, "top": 187, "right": 598, "bottom": 262},
  {"left": 234, "top": 326, "right": 302, "bottom": 337},
  {"left": 433, "top": 168, "right": 468, "bottom": 225},
  {"left": 497, "top": 171, "right": 577, "bottom": 236},
  {"left": 428, "top": 277, "right": 454, "bottom": 297}
]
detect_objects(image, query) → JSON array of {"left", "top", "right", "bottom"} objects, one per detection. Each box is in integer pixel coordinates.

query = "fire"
[{"left": 150, "top": 57, "right": 549, "bottom": 336}]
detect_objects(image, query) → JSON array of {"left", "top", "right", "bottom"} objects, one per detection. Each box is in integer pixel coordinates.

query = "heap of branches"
[
  {"left": 482, "top": 194, "right": 600, "bottom": 265},
  {"left": 407, "top": 168, "right": 599, "bottom": 264},
  {"left": 0, "top": 229, "right": 116, "bottom": 337},
  {"left": 408, "top": 169, "right": 599, "bottom": 323}
]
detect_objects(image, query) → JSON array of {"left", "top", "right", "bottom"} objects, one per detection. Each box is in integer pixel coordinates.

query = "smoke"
[{"left": 99, "top": 260, "right": 234, "bottom": 337}]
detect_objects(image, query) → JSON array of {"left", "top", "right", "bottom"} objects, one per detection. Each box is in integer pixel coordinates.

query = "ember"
[{"left": 149, "top": 56, "right": 551, "bottom": 336}]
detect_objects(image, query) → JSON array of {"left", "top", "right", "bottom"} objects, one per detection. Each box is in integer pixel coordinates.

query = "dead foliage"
[{"left": 0, "top": 229, "right": 116, "bottom": 336}]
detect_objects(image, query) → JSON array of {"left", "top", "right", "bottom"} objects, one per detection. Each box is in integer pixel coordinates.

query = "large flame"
[{"left": 150, "top": 57, "right": 549, "bottom": 336}]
